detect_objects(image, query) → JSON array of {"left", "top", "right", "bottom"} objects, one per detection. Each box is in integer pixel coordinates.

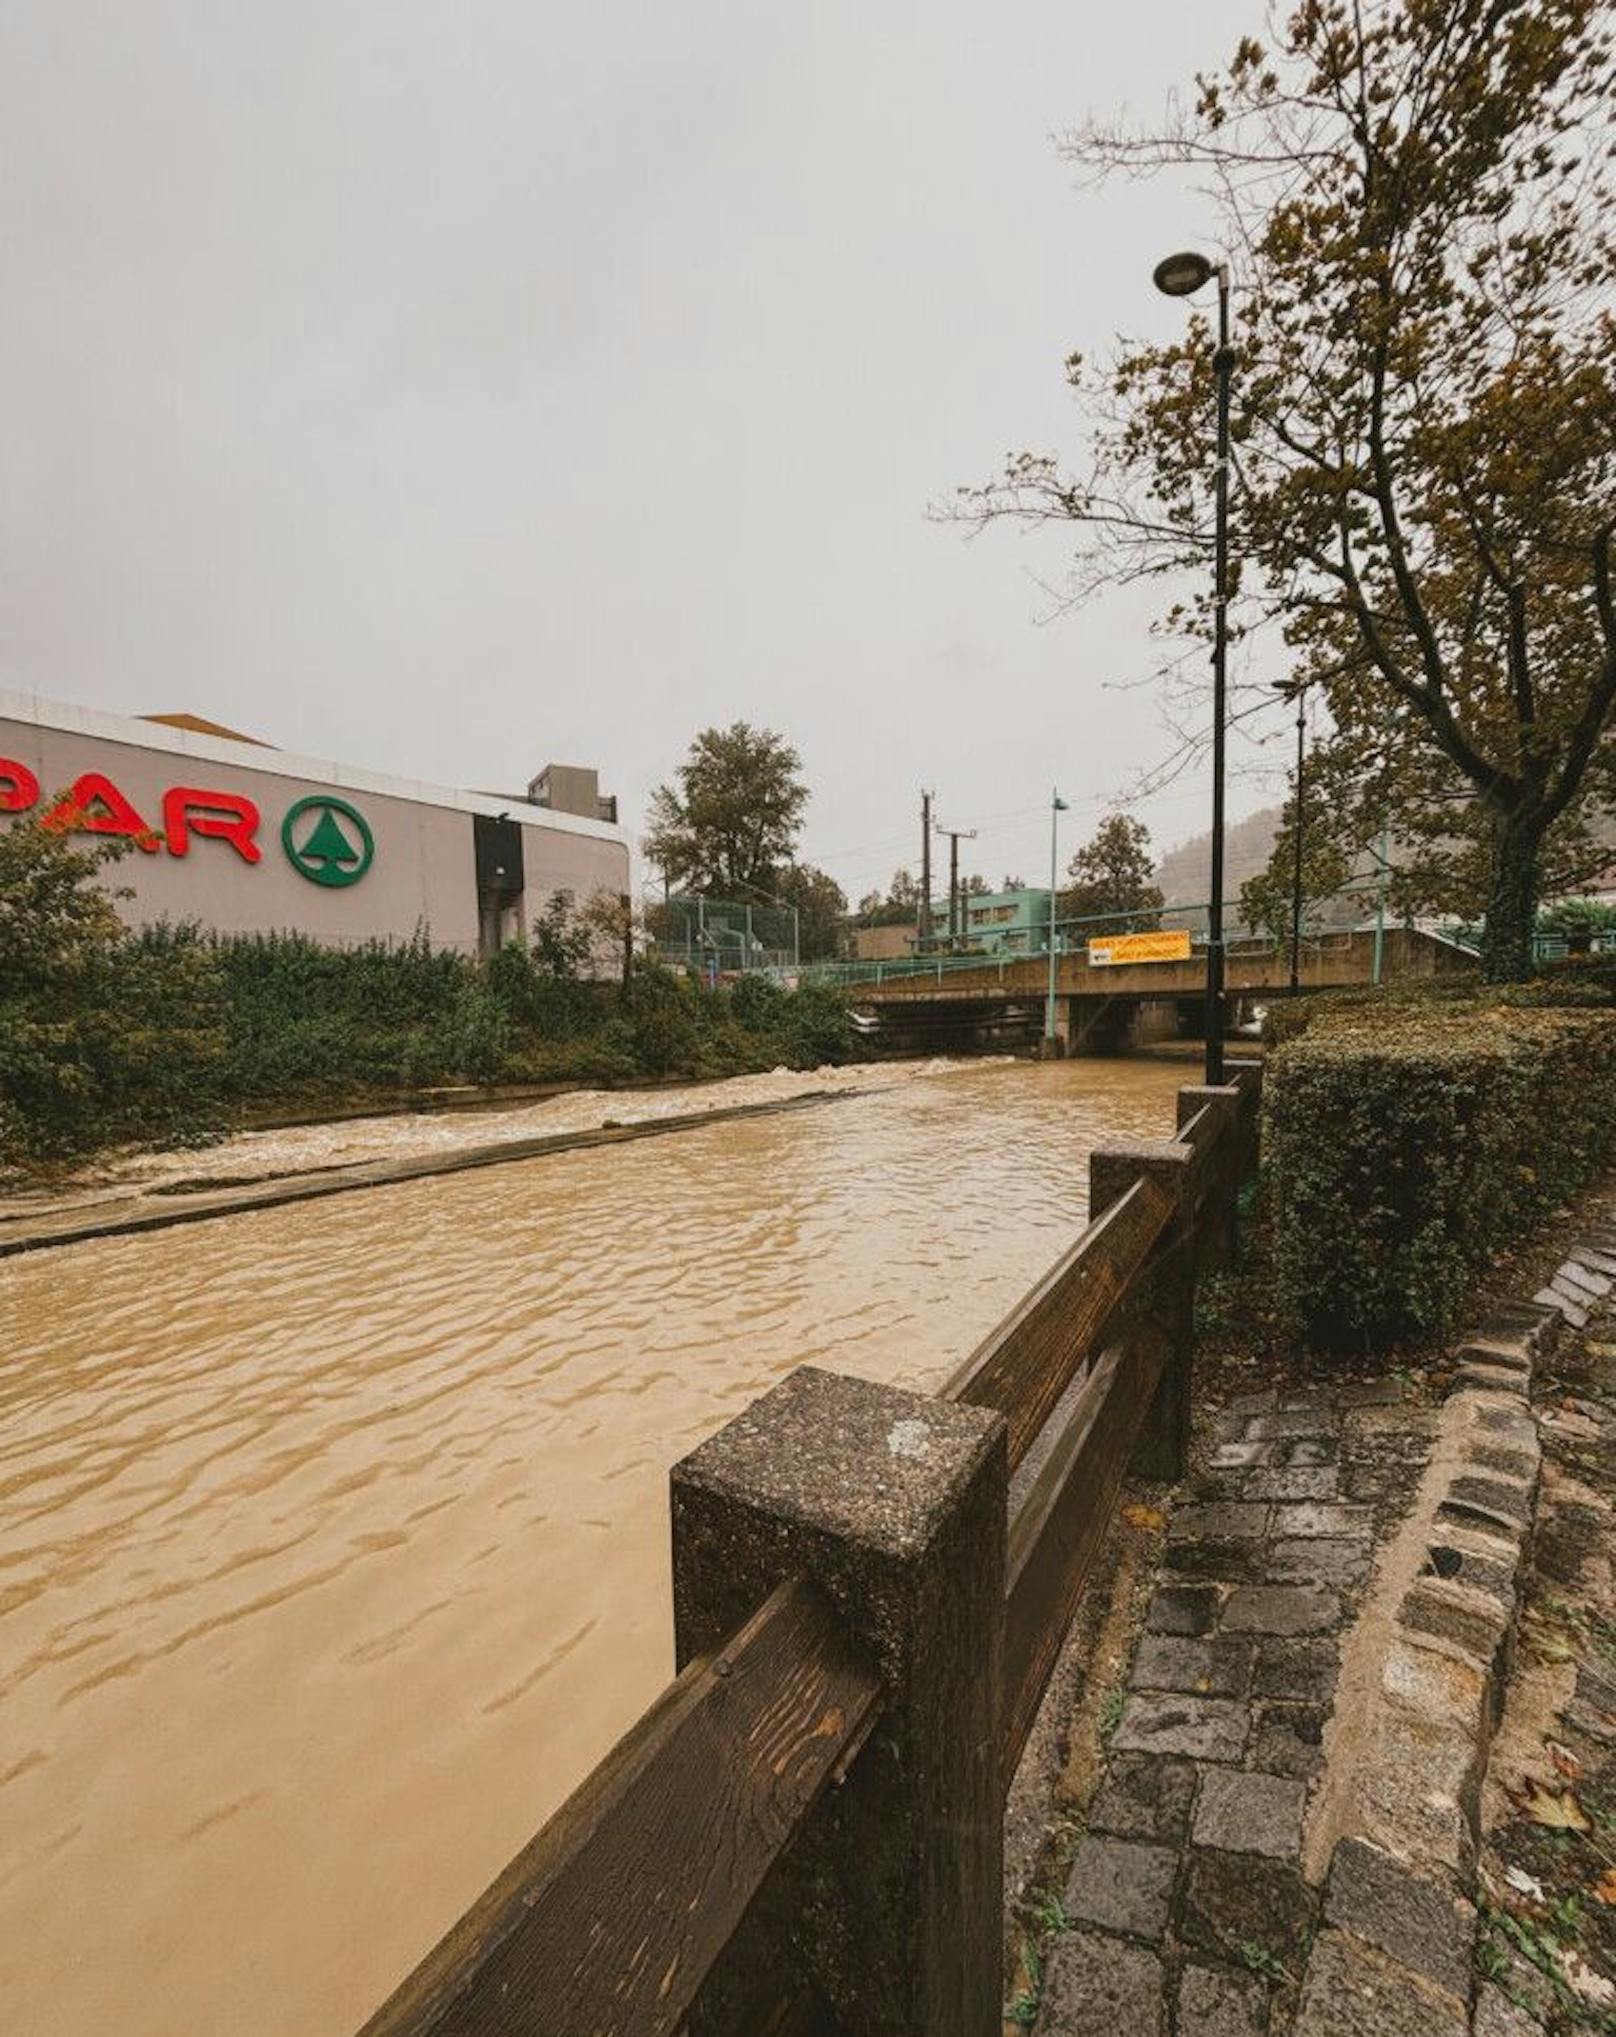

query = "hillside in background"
[
  {"left": 1154, "top": 806, "right": 1286, "bottom": 933},
  {"left": 1153, "top": 800, "right": 1616, "bottom": 936}
]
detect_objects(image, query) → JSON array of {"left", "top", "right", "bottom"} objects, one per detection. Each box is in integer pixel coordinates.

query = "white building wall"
[{"left": 0, "top": 690, "right": 630, "bottom": 954}]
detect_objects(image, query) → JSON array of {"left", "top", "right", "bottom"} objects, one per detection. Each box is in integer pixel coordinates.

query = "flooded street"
[{"left": 1, "top": 1055, "right": 1184, "bottom": 2037}]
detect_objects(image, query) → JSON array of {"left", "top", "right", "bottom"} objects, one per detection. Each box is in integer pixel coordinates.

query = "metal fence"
[
  {"left": 1434, "top": 925, "right": 1616, "bottom": 964},
  {"left": 646, "top": 895, "right": 800, "bottom": 975},
  {"left": 805, "top": 921, "right": 1608, "bottom": 990},
  {"left": 814, "top": 898, "right": 1322, "bottom": 990}
]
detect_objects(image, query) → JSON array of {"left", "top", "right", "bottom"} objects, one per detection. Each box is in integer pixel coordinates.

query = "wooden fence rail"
[
  {"left": 360, "top": 1577, "right": 880, "bottom": 2037},
  {"left": 359, "top": 1060, "right": 1262, "bottom": 2037}
]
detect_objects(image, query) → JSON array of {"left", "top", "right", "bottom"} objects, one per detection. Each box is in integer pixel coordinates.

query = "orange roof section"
[{"left": 139, "top": 711, "right": 273, "bottom": 747}]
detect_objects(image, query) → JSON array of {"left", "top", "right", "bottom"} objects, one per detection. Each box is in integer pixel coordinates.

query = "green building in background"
[{"left": 946, "top": 887, "right": 1057, "bottom": 956}]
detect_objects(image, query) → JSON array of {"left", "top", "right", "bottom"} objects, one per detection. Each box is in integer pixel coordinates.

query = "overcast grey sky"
[{"left": 0, "top": 0, "right": 1288, "bottom": 902}]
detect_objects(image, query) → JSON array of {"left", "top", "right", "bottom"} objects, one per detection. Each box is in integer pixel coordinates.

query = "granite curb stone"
[
  {"left": 1321, "top": 1837, "right": 1475, "bottom": 2001},
  {"left": 1293, "top": 1929, "right": 1468, "bottom": 2037}
]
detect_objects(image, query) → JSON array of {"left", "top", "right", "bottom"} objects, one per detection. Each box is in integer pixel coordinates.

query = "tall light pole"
[
  {"left": 1153, "top": 248, "right": 1234, "bottom": 1085},
  {"left": 1045, "top": 788, "right": 1069, "bottom": 1051},
  {"left": 1288, "top": 682, "right": 1306, "bottom": 993}
]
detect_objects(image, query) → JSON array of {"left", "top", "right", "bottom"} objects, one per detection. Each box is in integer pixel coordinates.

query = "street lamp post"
[
  {"left": 1289, "top": 682, "right": 1306, "bottom": 993},
  {"left": 1372, "top": 820, "right": 1391, "bottom": 986},
  {"left": 1153, "top": 249, "right": 1234, "bottom": 1085},
  {"left": 1045, "top": 789, "right": 1068, "bottom": 1051}
]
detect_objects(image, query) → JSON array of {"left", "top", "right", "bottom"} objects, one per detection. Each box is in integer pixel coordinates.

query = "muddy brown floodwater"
[{"left": 0, "top": 1055, "right": 1184, "bottom": 2037}]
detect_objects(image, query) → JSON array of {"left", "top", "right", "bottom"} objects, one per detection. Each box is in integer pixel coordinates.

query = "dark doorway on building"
[{"left": 474, "top": 813, "right": 525, "bottom": 957}]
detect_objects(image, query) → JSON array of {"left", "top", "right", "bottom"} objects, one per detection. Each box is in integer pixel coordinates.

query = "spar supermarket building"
[{"left": 0, "top": 689, "right": 630, "bottom": 956}]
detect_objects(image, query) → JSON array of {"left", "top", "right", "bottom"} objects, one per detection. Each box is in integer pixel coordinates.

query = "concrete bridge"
[{"left": 838, "top": 925, "right": 1476, "bottom": 1052}]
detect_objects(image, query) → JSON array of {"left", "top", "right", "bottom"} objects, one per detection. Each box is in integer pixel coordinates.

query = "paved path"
[
  {"left": 1034, "top": 1190, "right": 1616, "bottom": 2037},
  {"left": 1473, "top": 1213, "right": 1616, "bottom": 2036},
  {"left": 1037, "top": 1376, "right": 1424, "bottom": 2034}
]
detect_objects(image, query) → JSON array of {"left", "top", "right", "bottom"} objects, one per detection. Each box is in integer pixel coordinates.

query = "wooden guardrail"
[{"left": 358, "top": 1060, "right": 1262, "bottom": 2037}]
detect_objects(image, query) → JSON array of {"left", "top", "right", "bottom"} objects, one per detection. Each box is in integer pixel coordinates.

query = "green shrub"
[
  {"left": 447, "top": 979, "right": 513, "bottom": 1084},
  {"left": 0, "top": 818, "right": 872, "bottom": 1166},
  {"left": 776, "top": 979, "right": 859, "bottom": 1066},
  {"left": 622, "top": 962, "right": 702, "bottom": 1075},
  {"left": 1265, "top": 958, "right": 1616, "bottom": 1050},
  {"left": 729, "top": 970, "right": 785, "bottom": 1030},
  {"left": 1265, "top": 1004, "right": 1616, "bottom": 1349},
  {"left": 1524, "top": 952, "right": 1616, "bottom": 1004},
  {"left": 0, "top": 831, "right": 229, "bottom": 1161},
  {"left": 0, "top": 923, "right": 230, "bottom": 1160},
  {"left": 1537, "top": 898, "right": 1616, "bottom": 937}
]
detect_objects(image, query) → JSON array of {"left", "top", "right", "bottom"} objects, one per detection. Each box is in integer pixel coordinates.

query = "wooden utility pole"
[{"left": 934, "top": 822, "right": 976, "bottom": 945}]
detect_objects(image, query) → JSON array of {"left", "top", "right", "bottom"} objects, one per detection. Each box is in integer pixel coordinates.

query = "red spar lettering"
[
  {"left": 0, "top": 758, "right": 40, "bottom": 813},
  {"left": 162, "top": 786, "right": 262, "bottom": 863},
  {"left": 42, "top": 772, "right": 161, "bottom": 851}
]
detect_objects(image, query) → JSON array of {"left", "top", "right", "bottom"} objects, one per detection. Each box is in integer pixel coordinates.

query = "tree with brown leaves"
[{"left": 953, "top": 0, "right": 1615, "bottom": 979}]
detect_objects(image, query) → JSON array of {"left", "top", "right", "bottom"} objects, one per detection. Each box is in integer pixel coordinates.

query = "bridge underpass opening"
[{"left": 851, "top": 997, "right": 1044, "bottom": 1054}]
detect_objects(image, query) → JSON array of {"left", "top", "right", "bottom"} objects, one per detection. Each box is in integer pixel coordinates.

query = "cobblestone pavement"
[
  {"left": 1037, "top": 1376, "right": 1428, "bottom": 2036},
  {"left": 1473, "top": 1222, "right": 1616, "bottom": 2036},
  {"left": 1033, "top": 1189, "right": 1616, "bottom": 2037}
]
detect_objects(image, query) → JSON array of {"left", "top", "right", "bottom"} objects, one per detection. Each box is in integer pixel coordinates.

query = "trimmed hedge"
[
  {"left": 1265, "top": 953, "right": 1616, "bottom": 1051},
  {"left": 1265, "top": 1002, "right": 1616, "bottom": 1349}
]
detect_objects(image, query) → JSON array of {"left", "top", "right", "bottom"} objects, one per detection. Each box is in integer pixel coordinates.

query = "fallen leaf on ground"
[
  {"left": 1511, "top": 1779, "right": 1593, "bottom": 1832},
  {"left": 1555, "top": 1947, "right": 1616, "bottom": 2008},
  {"left": 1504, "top": 1865, "right": 1547, "bottom": 1902},
  {"left": 1121, "top": 1504, "right": 1165, "bottom": 1531},
  {"left": 1590, "top": 1868, "right": 1616, "bottom": 1906},
  {"left": 1547, "top": 1740, "right": 1583, "bottom": 1780}
]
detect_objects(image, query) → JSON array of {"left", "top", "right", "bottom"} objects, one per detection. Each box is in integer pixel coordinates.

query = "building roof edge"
[{"left": 0, "top": 685, "right": 629, "bottom": 847}]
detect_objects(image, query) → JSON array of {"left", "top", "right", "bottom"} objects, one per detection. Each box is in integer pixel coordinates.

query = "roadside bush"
[
  {"left": 622, "top": 961, "right": 702, "bottom": 1076},
  {"left": 214, "top": 930, "right": 474, "bottom": 1093},
  {"left": 1265, "top": 956, "right": 1616, "bottom": 1050},
  {"left": 0, "top": 822, "right": 871, "bottom": 1167},
  {"left": 0, "top": 831, "right": 229, "bottom": 1161},
  {"left": 447, "top": 979, "right": 513, "bottom": 1084},
  {"left": 775, "top": 979, "right": 860, "bottom": 1065},
  {"left": 729, "top": 970, "right": 785, "bottom": 1031},
  {"left": 1526, "top": 952, "right": 1616, "bottom": 1005},
  {"left": 1538, "top": 898, "right": 1616, "bottom": 937},
  {"left": 1266, "top": 1004, "right": 1616, "bottom": 1349}
]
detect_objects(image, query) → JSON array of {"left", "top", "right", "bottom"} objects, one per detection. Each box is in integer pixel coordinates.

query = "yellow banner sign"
[{"left": 1087, "top": 929, "right": 1194, "bottom": 967}]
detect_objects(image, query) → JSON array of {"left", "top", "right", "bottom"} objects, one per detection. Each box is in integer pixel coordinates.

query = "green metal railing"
[
  {"left": 786, "top": 899, "right": 1368, "bottom": 990},
  {"left": 793, "top": 921, "right": 1607, "bottom": 989},
  {"left": 1433, "top": 925, "right": 1616, "bottom": 964},
  {"left": 1530, "top": 930, "right": 1616, "bottom": 962}
]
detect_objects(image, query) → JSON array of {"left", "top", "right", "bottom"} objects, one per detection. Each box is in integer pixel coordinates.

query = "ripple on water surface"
[{"left": 0, "top": 1055, "right": 1184, "bottom": 2037}]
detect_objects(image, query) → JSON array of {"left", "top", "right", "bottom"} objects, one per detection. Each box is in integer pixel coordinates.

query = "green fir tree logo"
[{"left": 281, "top": 796, "right": 375, "bottom": 888}]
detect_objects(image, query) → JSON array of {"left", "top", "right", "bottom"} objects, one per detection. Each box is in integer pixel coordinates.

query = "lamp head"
[{"left": 1153, "top": 250, "right": 1217, "bottom": 298}]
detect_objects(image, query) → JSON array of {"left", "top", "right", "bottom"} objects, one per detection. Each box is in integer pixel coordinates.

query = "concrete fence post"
[
  {"left": 1089, "top": 1141, "right": 1196, "bottom": 1482},
  {"left": 671, "top": 1365, "right": 1008, "bottom": 2037},
  {"left": 1175, "top": 1082, "right": 1242, "bottom": 1271}
]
